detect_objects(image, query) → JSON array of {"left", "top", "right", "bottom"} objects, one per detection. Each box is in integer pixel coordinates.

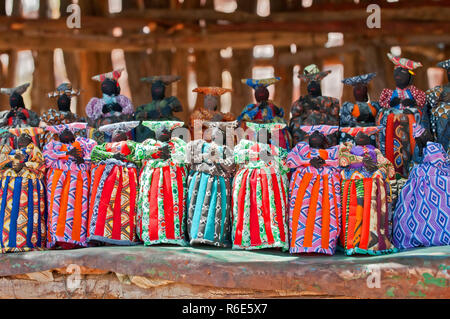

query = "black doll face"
[
  {"left": 307, "top": 81, "right": 322, "bottom": 97},
  {"left": 204, "top": 95, "right": 219, "bottom": 111},
  {"left": 151, "top": 81, "right": 166, "bottom": 100},
  {"left": 59, "top": 128, "right": 75, "bottom": 144},
  {"left": 18, "top": 133, "right": 33, "bottom": 149},
  {"left": 101, "top": 79, "right": 119, "bottom": 96},
  {"left": 10, "top": 92, "right": 25, "bottom": 109},
  {"left": 254, "top": 87, "right": 269, "bottom": 103},
  {"left": 57, "top": 94, "right": 72, "bottom": 112},
  {"left": 308, "top": 131, "right": 329, "bottom": 149},
  {"left": 353, "top": 84, "right": 368, "bottom": 102},
  {"left": 155, "top": 127, "right": 171, "bottom": 142},
  {"left": 112, "top": 131, "right": 128, "bottom": 143},
  {"left": 394, "top": 67, "right": 412, "bottom": 89},
  {"left": 354, "top": 132, "right": 371, "bottom": 146}
]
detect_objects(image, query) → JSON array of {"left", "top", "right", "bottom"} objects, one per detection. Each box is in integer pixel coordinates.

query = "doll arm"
[
  {"left": 378, "top": 89, "right": 392, "bottom": 109},
  {"left": 24, "top": 144, "right": 45, "bottom": 172},
  {"left": 134, "top": 140, "right": 161, "bottom": 160},
  {"left": 410, "top": 86, "right": 427, "bottom": 110},
  {"left": 91, "top": 144, "right": 115, "bottom": 162},
  {"left": 287, "top": 142, "right": 312, "bottom": 168},
  {"left": 0, "top": 144, "right": 14, "bottom": 168},
  {"left": 86, "top": 98, "right": 104, "bottom": 121},
  {"left": 116, "top": 95, "right": 134, "bottom": 115},
  {"left": 340, "top": 102, "right": 356, "bottom": 126}
]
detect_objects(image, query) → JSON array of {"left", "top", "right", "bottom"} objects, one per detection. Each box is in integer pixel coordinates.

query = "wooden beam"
[{"left": 0, "top": 30, "right": 327, "bottom": 51}]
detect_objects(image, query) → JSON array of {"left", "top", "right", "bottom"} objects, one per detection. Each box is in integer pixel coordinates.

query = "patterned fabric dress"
[
  {"left": 135, "top": 137, "right": 188, "bottom": 246},
  {"left": 86, "top": 95, "right": 134, "bottom": 143},
  {"left": 287, "top": 142, "right": 341, "bottom": 255},
  {"left": 339, "top": 142, "right": 397, "bottom": 255},
  {"left": 378, "top": 85, "right": 426, "bottom": 177},
  {"left": 232, "top": 139, "right": 289, "bottom": 250},
  {"left": 44, "top": 136, "right": 97, "bottom": 249},
  {"left": 88, "top": 140, "right": 140, "bottom": 246},
  {"left": 340, "top": 101, "right": 380, "bottom": 145},
  {"left": 238, "top": 102, "right": 291, "bottom": 150},
  {"left": 289, "top": 95, "right": 340, "bottom": 145},
  {"left": 426, "top": 85, "right": 450, "bottom": 153},
  {"left": 40, "top": 109, "right": 85, "bottom": 146},
  {"left": 0, "top": 108, "right": 40, "bottom": 148},
  {"left": 135, "top": 97, "right": 183, "bottom": 142},
  {"left": 393, "top": 142, "right": 450, "bottom": 249},
  {"left": 0, "top": 142, "right": 46, "bottom": 253},
  {"left": 186, "top": 140, "right": 234, "bottom": 247}
]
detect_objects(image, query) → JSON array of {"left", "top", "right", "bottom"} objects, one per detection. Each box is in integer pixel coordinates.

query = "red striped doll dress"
[
  {"left": 287, "top": 125, "right": 341, "bottom": 255},
  {"left": 135, "top": 121, "right": 188, "bottom": 246},
  {"left": 43, "top": 123, "right": 97, "bottom": 249}
]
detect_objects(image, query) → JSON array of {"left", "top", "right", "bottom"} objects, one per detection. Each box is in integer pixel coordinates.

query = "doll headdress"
[
  {"left": 246, "top": 121, "right": 286, "bottom": 133},
  {"left": 142, "top": 120, "right": 184, "bottom": 132},
  {"left": 193, "top": 87, "right": 232, "bottom": 96},
  {"left": 99, "top": 121, "right": 140, "bottom": 135},
  {"left": 45, "top": 122, "right": 88, "bottom": 134},
  {"left": 412, "top": 123, "right": 426, "bottom": 138},
  {"left": 387, "top": 53, "right": 422, "bottom": 75},
  {"left": 141, "top": 75, "right": 181, "bottom": 86},
  {"left": 92, "top": 68, "right": 124, "bottom": 82},
  {"left": 241, "top": 77, "right": 281, "bottom": 90},
  {"left": 437, "top": 58, "right": 450, "bottom": 70},
  {"left": 340, "top": 126, "right": 381, "bottom": 137},
  {"left": 298, "top": 64, "right": 331, "bottom": 83},
  {"left": 48, "top": 82, "right": 81, "bottom": 98},
  {"left": 342, "top": 73, "right": 376, "bottom": 86},
  {"left": 0, "top": 83, "right": 30, "bottom": 96},
  {"left": 300, "top": 125, "right": 339, "bottom": 136}
]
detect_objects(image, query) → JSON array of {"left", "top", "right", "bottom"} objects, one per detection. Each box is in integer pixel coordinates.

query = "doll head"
[
  {"left": 10, "top": 92, "right": 25, "bottom": 110},
  {"left": 308, "top": 130, "right": 329, "bottom": 149},
  {"left": 151, "top": 80, "right": 166, "bottom": 101},
  {"left": 354, "top": 131, "right": 371, "bottom": 146},
  {"left": 204, "top": 94, "right": 219, "bottom": 111},
  {"left": 155, "top": 126, "right": 171, "bottom": 142},
  {"left": 59, "top": 128, "right": 76, "bottom": 144},
  {"left": 393, "top": 67, "right": 413, "bottom": 89},
  {"left": 307, "top": 81, "right": 322, "bottom": 97},
  {"left": 57, "top": 94, "right": 72, "bottom": 112},
  {"left": 101, "top": 79, "right": 120, "bottom": 96},
  {"left": 254, "top": 86, "right": 269, "bottom": 103},
  {"left": 353, "top": 84, "right": 368, "bottom": 102},
  {"left": 17, "top": 133, "right": 33, "bottom": 149},
  {"left": 414, "top": 126, "right": 434, "bottom": 157}
]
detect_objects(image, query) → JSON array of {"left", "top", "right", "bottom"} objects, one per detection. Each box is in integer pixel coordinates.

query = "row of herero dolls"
[{"left": 0, "top": 53, "right": 448, "bottom": 256}]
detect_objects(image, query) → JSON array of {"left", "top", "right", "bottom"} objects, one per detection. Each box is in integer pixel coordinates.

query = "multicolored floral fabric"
[
  {"left": 231, "top": 139, "right": 289, "bottom": 250},
  {"left": 186, "top": 140, "right": 235, "bottom": 247},
  {"left": 287, "top": 142, "right": 341, "bottom": 255},
  {"left": 0, "top": 143, "right": 46, "bottom": 253},
  {"left": 40, "top": 109, "right": 85, "bottom": 146},
  {"left": 290, "top": 95, "right": 340, "bottom": 145},
  {"left": 426, "top": 85, "right": 449, "bottom": 153},
  {"left": 339, "top": 142, "right": 397, "bottom": 255},
  {"left": 393, "top": 142, "right": 450, "bottom": 249},
  {"left": 134, "top": 137, "right": 188, "bottom": 246},
  {"left": 238, "top": 102, "right": 291, "bottom": 150},
  {"left": 135, "top": 98, "right": 183, "bottom": 142},
  {"left": 88, "top": 141, "right": 140, "bottom": 246},
  {"left": 376, "top": 108, "right": 417, "bottom": 178},
  {"left": 43, "top": 137, "right": 97, "bottom": 249}
]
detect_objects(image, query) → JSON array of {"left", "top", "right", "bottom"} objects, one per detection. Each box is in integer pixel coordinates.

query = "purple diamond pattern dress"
[{"left": 393, "top": 142, "right": 450, "bottom": 249}]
